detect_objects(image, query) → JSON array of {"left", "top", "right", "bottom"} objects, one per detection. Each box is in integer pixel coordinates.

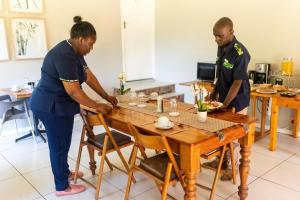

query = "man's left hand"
[{"left": 106, "top": 96, "right": 118, "bottom": 107}]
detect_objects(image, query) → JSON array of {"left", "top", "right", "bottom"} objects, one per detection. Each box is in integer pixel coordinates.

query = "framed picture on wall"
[
  {"left": 0, "top": 0, "right": 3, "bottom": 11},
  {"left": 11, "top": 18, "right": 47, "bottom": 59},
  {"left": 9, "top": 0, "right": 43, "bottom": 13},
  {"left": 0, "top": 18, "right": 9, "bottom": 61}
]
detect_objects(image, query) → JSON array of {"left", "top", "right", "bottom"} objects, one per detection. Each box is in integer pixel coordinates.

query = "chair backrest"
[
  {"left": 80, "top": 108, "right": 114, "bottom": 140},
  {"left": 128, "top": 123, "right": 165, "bottom": 151},
  {"left": 128, "top": 122, "right": 185, "bottom": 186}
]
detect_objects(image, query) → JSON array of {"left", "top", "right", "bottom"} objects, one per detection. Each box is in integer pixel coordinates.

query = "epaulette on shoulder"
[{"left": 234, "top": 43, "right": 243, "bottom": 56}]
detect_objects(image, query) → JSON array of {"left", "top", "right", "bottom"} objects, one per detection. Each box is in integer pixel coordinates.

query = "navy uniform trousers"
[{"left": 33, "top": 110, "right": 74, "bottom": 191}]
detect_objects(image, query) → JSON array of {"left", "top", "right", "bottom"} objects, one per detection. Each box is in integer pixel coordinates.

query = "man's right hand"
[{"left": 96, "top": 103, "right": 112, "bottom": 115}]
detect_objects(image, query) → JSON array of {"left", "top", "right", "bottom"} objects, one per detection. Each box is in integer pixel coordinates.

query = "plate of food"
[
  {"left": 272, "top": 85, "right": 288, "bottom": 92},
  {"left": 256, "top": 88, "right": 277, "bottom": 94},
  {"left": 288, "top": 88, "right": 300, "bottom": 94},
  {"left": 194, "top": 101, "right": 223, "bottom": 110},
  {"left": 257, "top": 84, "right": 272, "bottom": 89},
  {"left": 280, "top": 91, "right": 297, "bottom": 97}
]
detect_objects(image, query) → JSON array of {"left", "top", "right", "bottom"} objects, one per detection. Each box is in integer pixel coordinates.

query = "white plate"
[
  {"left": 194, "top": 101, "right": 223, "bottom": 110},
  {"left": 128, "top": 102, "right": 137, "bottom": 106},
  {"left": 169, "top": 112, "right": 180, "bottom": 117},
  {"left": 155, "top": 122, "right": 174, "bottom": 130},
  {"left": 137, "top": 104, "right": 146, "bottom": 108},
  {"left": 256, "top": 88, "right": 277, "bottom": 94}
]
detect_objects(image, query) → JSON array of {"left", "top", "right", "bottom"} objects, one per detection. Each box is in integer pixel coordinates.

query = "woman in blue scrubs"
[{"left": 30, "top": 16, "right": 117, "bottom": 196}]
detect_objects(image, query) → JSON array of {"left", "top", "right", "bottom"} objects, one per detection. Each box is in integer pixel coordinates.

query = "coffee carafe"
[{"left": 254, "top": 63, "right": 271, "bottom": 84}]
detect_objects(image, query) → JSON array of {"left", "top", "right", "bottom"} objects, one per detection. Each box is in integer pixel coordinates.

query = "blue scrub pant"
[{"left": 33, "top": 110, "right": 74, "bottom": 191}]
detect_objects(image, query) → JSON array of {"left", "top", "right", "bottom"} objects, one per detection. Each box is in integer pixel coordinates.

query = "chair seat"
[
  {"left": 139, "top": 152, "right": 180, "bottom": 180},
  {"left": 87, "top": 130, "right": 132, "bottom": 150}
]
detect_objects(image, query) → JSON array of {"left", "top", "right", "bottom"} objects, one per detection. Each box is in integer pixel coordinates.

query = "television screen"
[{"left": 197, "top": 62, "right": 216, "bottom": 82}]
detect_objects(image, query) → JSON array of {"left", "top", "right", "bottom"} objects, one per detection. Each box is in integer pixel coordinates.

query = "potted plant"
[
  {"left": 196, "top": 100, "right": 209, "bottom": 122},
  {"left": 117, "top": 72, "right": 131, "bottom": 102}
]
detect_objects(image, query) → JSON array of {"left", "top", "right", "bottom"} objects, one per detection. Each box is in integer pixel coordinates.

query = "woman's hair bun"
[{"left": 73, "top": 16, "right": 82, "bottom": 24}]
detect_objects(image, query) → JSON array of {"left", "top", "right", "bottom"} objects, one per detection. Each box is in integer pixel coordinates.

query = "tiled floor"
[{"left": 1, "top": 117, "right": 300, "bottom": 200}]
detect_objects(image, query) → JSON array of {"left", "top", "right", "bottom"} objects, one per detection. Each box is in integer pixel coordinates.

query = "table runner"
[{"left": 118, "top": 102, "right": 237, "bottom": 133}]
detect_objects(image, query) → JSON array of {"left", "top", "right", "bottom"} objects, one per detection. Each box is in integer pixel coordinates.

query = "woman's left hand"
[{"left": 106, "top": 95, "right": 118, "bottom": 107}]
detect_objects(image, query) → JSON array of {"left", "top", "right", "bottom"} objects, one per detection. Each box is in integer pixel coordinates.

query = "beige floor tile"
[
  {"left": 0, "top": 154, "right": 20, "bottom": 181},
  {"left": 0, "top": 176, "right": 41, "bottom": 200},
  {"left": 86, "top": 176, "right": 119, "bottom": 198},
  {"left": 249, "top": 151, "right": 283, "bottom": 177},
  {"left": 286, "top": 152, "right": 300, "bottom": 166},
  {"left": 262, "top": 162, "right": 300, "bottom": 192},
  {"left": 24, "top": 167, "right": 55, "bottom": 196},
  {"left": 1, "top": 139, "right": 49, "bottom": 158},
  {"left": 165, "top": 182, "right": 224, "bottom": 200},
  {"left": 134, "top": 188, "right": 171, "bottom": 200},
  {"left": 101, "top": 190, "right": 133, "bottom": 200},
  {"left": 103, "top": 170, "right": 154, "bottom": 197},
  {"left": 23, "top": 159, "right": 92, "bottom": 196},
  {"left": 252, "top": 133, "right": 300, "bottom": 160},
  {"left": 228, "top": 178, "right": 300, "bottom": 200},
  {"left": 2, "top": 148, "right": 51, "bottom": 174},
  {"left": 196, "top": 168, "right": 257, "bottom": 199},
  {"left": 252, "top": 142, "right": 296, "bottom": 161}
]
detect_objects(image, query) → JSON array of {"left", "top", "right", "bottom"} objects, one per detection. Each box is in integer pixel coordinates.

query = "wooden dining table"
[
  {"left": 82, "top": 101, "right": 256, "bottom": 200},
  {"left": 0, "top": 87, "right": 46, "bottom": 143}
]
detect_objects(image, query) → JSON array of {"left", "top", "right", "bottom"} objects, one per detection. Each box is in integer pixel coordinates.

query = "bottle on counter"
[{"left": 281, "top": 57, "right": 294, "bottom": 76}]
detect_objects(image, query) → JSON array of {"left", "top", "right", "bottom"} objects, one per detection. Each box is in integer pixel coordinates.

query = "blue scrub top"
[
  {"left": 30, "top": 40, "right": 88, "bottom": 116},
  {"left": 215, "top": 37, "right": 251, "bottom": 112}
]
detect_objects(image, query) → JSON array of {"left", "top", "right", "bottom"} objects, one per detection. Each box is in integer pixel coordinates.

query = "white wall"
[
  {"left": 155, "top": 0, "right": 300, "bottom": 130},
  {"left": 155, "top": 0, "right": 300, "bottom": 83},
  {"left": 0, "top": 0, "right": 123, "bottom": 96}
]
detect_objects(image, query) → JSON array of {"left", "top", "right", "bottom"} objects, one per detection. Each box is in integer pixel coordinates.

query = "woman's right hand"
[{"left": 96, "top": 103, "right": 112, "bottom": 115}]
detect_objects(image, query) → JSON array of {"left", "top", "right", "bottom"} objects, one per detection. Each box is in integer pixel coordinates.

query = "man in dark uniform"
[{"left": 204, "top": 17, "right": 251, "bottom": 180}]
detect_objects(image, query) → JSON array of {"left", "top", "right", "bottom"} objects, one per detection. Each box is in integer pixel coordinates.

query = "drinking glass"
[
  {"left": 129, "top": 91, "right": 137, "bottom": 104},
  {"left": 137, "top": 92, "right": 146, "bottom": 107},
  {"left": 169, "top": 98, "right": 178, "bottom": 114}
]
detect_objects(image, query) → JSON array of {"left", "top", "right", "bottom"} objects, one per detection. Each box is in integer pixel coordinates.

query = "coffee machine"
[{"left": 248, "top": 63, "right": 271, "bottom": 84}]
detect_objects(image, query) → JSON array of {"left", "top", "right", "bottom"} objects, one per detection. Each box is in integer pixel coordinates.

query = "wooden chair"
[
  {"left": 74, "top": 109, "right": 135, "bottom": 200},
  {"left": 125, "top": 123, "right": 185, "bottom": 200},
  {"left": 197, "top": 108, "right": 237, "bottom": 200}
]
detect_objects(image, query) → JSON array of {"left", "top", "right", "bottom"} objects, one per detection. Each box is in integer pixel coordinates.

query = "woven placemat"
[{"left": 118, "top": 102, "right": 237, "bottom": 133}]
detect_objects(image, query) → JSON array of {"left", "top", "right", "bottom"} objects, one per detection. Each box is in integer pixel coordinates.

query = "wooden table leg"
[
  {"left": 238, "top": 122, "right": 255, "bottom": 200},
  {"left": 87, "top": 145, "right": 96, "bottom": 175},
  {"left": 251, "top": 96, "right": 257, "bottom": 118},
  {"left": 260, "top": 97, "right": 268, "bottom": 136},
  {"left": 180, "top": 144, "right": 200, "bottom": 200},
  {"left": 293, "top": 109, "right": 300, "bottom": 138},
  {"left": 269, "top": 97, "right": 279, "bottom": 151}
]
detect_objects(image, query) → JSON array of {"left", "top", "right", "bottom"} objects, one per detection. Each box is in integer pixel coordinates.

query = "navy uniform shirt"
[
  {"left": 216, "top": 37, "right": 251, "bottom": 112},
  {"left": 30, "top": 40, "right": 88, "bottom": 116}
]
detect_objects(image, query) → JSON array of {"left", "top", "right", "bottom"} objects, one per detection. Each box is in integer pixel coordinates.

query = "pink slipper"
[
  {"left": 55, "top": 184, "right": 86, "bottom": 196},
  {"left": 69, "top": 171, "right": 84, "bottom": 181}
]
